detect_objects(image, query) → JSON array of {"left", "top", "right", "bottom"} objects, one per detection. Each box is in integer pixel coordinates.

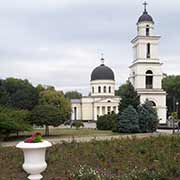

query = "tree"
[
  {"left": 137, "top": 100, "right": 159, "bottom": 133},
  {"left": 162, "top": 75, "right": 180, "bottom": 117},
  {"left": 0, "top": 78, "right": 38, "bottom": 110},
  {"left": 65, "top": 91, "right": 82, "bottom": 99},
  {"left": 30, "top": 105, "right": 63, "bottom": 136},
  {"left": 117, "top": 81, "right": 140, "bottom": 114},
  {"left": 0, "top": 107, "right": 32, "bottom": 139},
  {"left": 39, "top": 89, "right": 71, "bottom": 121},
  {"left": 34, "top": 89, "right": 71, "bottom": 135},
  {"left": 119, "top": 105, "right": 139, "bottom": 133}
]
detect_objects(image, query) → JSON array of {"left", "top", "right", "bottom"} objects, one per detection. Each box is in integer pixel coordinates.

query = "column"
[
  {"left": 116, "top": 106, "right": 119, "bottom": 114},
  {"left": 111, "top": 106, "right": 113, "bottom": 113},
  {"left": 94, "top": 106, "right": 97, "bottom": 120},
  {"left": 105, "top": 106, "right": 107, "bottom": 115},
  {"left": 99, "top": 106, "right": 102, "bottom": 116}
]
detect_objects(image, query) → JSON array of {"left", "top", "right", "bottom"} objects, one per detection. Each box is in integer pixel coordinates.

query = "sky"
[{"left": 0, "top": 0, "right": 179, "bottom": 95}]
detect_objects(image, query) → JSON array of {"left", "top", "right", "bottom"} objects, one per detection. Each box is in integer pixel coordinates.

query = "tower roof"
[
  {"left": 91, "top": 58, "right": 115, "bottom": 81},
  {"left": 137, "top": 2, "right": 154, "bottom": 24}
]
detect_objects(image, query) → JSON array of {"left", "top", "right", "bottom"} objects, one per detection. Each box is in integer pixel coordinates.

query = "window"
[
  {"left": 150, "top": 101, "right": 156, "bottom": 107},
  {"left": 104, "top": 86, "right": 106, "bottom": 93},
  {"left": 147, "top": 43, "right": 151, "bottom": 58},
  {"left": 146, "top": 70, "right": 153, "bottom": 89},
  {"left": 109, "top": 86, "right": 111, "bottom": 93},
  {"left": 98, "top": 86, "right": 101, "bottom": 93},
  {"left": 92, "top": 87, "right": 94, "bottom": 93},
  {"left": 146, "top": 25, "right": 150, "bottom": 36}
]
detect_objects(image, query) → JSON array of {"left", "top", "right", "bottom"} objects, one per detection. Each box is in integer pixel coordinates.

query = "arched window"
[
  {"left": 98, "top": 86, "right": 101, "bottom": 93},
  {"left": 104, "top": 86, "right": 106, "bottom": 93},
  {"left": 146, "top": 25, "right": 150, "bottom": 36},
  {"left": 146, "top": 70, "right": 153, "bottom": 89},
  {"left": 92, "top": 87, "right": 94, "bottom": 93},
  {"left": 147, "top": 43, "right": 151, "bottom": 58},
  {"left": 150, "top": 101, "right": 156, "bottom": 107},
  {"left": 109, "top": 86, "right": 111, "bottom": 93}
]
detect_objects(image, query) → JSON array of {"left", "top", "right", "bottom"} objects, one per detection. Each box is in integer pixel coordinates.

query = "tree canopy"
[
  {"left": 38, "top": 89, "right": 71, "bottom": 120},
  {"left": 0, "top": 78, "right": 38, "bottom": 110},
  {"left": 119, "top": 105, "right": 139, "bottom": 133},
  {"left": 31, "top": 89, "right": 71, "bottom": 135},
  {"left": 162, "top": 75, "right": 180, "bottom": 116},
  {"left": 117, "top": 81, "right": 140, "bottom": 114},
  {"left": 0, "top": 106, "right": 32, "bottom": 139},
  {"left": 65, "top": 91, "right": 82, "bottom": 99},
  {"left": 137, "top": 100, "right": 159, "bottom": 133}
]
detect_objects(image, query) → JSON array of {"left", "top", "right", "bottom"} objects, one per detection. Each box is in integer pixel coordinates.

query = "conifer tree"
[
  {"left": 119, "top": 105, "right": 139, "bottom": 133},
  {"left": 137, "top": 100, "right": 159, "bottom": 133},
  {"left": 117, "top": 81, "right": 140, "bottom": 114}
]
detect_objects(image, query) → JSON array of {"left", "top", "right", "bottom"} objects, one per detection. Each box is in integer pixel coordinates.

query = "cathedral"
[{"left": 71, "top": 3, "right": 167, "bottom": 124}]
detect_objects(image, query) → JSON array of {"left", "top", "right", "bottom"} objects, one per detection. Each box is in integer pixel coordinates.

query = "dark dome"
[
  {"left": 137, "top": 11, "right": 154, "bottom": 24},
  {"left": 91, "top": 64, "right": 115, "bottom": 81}
]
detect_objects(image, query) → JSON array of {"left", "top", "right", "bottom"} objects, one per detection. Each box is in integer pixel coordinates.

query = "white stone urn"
[{"left": 16, "top": 140, "right": 52, "bottom": 180}]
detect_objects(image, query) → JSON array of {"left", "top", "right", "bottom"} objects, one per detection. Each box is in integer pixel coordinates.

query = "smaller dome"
[
  {"left": 137, "top": 10, "right": 154, "bottom": 24},
  {"left": 91, "top": 64, "right": 115, "bottom": 81}
]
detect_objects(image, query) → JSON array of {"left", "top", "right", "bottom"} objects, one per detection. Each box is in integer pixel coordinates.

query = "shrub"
[
  {"left": 119, "top": 105, "right": 139, "bottom": 133},
  {"left": 0, "top": 107, "right": 32, "bottom": 139},
  {"left": 72, "top": 121, "right": 84, "bottom": 129},
  {"left": 96, "top": 114, "right": 112, "bottom": 130}
]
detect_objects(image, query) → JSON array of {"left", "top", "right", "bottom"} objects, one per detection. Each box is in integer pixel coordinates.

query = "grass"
[
  {"left": 1, "top": 135, "right": 180, "bottom": 179},
  {"left": 3, "top": 128, "right": 118, "bottom": 141}
]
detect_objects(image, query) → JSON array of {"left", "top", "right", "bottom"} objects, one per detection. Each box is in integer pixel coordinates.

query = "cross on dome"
[
  {"left": 143, "top": 1, "right": 148, "bottom": 12},
  {"left": 100, "top": 53, "right": 105, "bottom": 65}
]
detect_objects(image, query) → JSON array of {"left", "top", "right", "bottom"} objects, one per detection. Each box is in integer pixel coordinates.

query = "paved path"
[{"left": 0, "top": 131, "right": 171, "bottom": 147}]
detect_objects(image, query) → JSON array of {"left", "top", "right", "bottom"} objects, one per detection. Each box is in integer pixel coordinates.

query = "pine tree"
[
  {"left": 138, "top": 100, "right": 159, "bottom": 133},
  {"left": 117, "top": 81, "right": 140, "bottom": 114},
  {"left": 119, "top": 105, "right": 139, "bottom": 133}
]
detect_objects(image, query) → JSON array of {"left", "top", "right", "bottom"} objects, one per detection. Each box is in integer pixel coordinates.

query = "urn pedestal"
[{"left": 16, "top": 140, "right": 52, "bottom": 180}]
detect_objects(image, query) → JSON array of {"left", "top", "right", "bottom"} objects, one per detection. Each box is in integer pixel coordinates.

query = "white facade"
[
  {"left": 71, "top": 5, "right": 167, "bottom": 124},
  {"left": 71, "top": 63, "right": 120, "bottom": 121},
  {"left": 129, "top": 8, "right": 167, "bottom": 124}
]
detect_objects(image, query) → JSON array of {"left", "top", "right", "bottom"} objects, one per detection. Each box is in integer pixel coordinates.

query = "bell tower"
[{"left": 129, "top": 2, "right": 167, "bottom": 124}]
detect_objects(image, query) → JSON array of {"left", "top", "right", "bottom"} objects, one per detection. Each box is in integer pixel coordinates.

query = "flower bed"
[{"left": 1, "top": 135, "right": 180, "bottom": 179}]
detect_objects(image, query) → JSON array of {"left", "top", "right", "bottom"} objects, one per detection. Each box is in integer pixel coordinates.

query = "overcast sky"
[{"left": 0, "top": 0, "right": 179, "bottom": 95}]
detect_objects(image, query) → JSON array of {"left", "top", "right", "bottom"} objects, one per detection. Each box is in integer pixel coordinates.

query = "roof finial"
[
  {"left": 143, "top": 1, "right": 148, "bottom": 12},
  {"left": 100, "top": 53, "right": 104, "bottom": 65}
]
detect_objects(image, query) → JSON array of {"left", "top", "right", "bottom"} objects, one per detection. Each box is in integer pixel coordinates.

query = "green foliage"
[
  {"left": 119, "top": 105, "right": 139, "bottom": 133},
  {"left": 111, "top": 114, "right": 119, "bottom": 132},
  {"left": 71, "top": 121, "right": 84, "bottom": 129},
  {"left": 97, "top": 114, "right": 112, "bottom": 130},
  {"left": 0, "top": 78, "right": 38, "bottom": 110},
  {"left": 39, "top": 89, "right": 71, "bottom": 121},
  {"left": 117, "top": 81, "right": 140, "bottom": 114},
  {"left": 162, "top": 75, "right": 180, "bottom": 116},
  {"left": 30, "top": 105, "right": 62, "bottom": 128},
  {"left": 0, "top": 107, "right": 32, "bottom": 138},
  {"left": 65, "top": 91, "right": 82, "bottom": 99},
  {"left": 96, "top": 113, "right": 118, "bottom": 131},
  {"left": 3, "top": 136, "right": 180, "bottom": 179},
  {"left": 137, "top": 100, "right": 159, "bottom": 133}
]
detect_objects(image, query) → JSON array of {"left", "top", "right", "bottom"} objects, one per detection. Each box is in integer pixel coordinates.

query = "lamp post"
[
  {"left": 176, "top": 102, "right": 179, "bottom": 120},
  {"left": 176, "top": 102, "right": 179, "bottom": 133}
]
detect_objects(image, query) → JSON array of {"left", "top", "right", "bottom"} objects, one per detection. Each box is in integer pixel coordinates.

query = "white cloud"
[{"left": 0, "top": 0, "right": 179, "bottom": 95}]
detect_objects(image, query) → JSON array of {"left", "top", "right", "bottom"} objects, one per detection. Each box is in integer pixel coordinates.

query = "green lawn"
[
  {"left": 1, "top": 135, "right": 180, "bottom": 179},
  {"left": 5, "top": 128, "right": 118, "bottom": 141}
]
